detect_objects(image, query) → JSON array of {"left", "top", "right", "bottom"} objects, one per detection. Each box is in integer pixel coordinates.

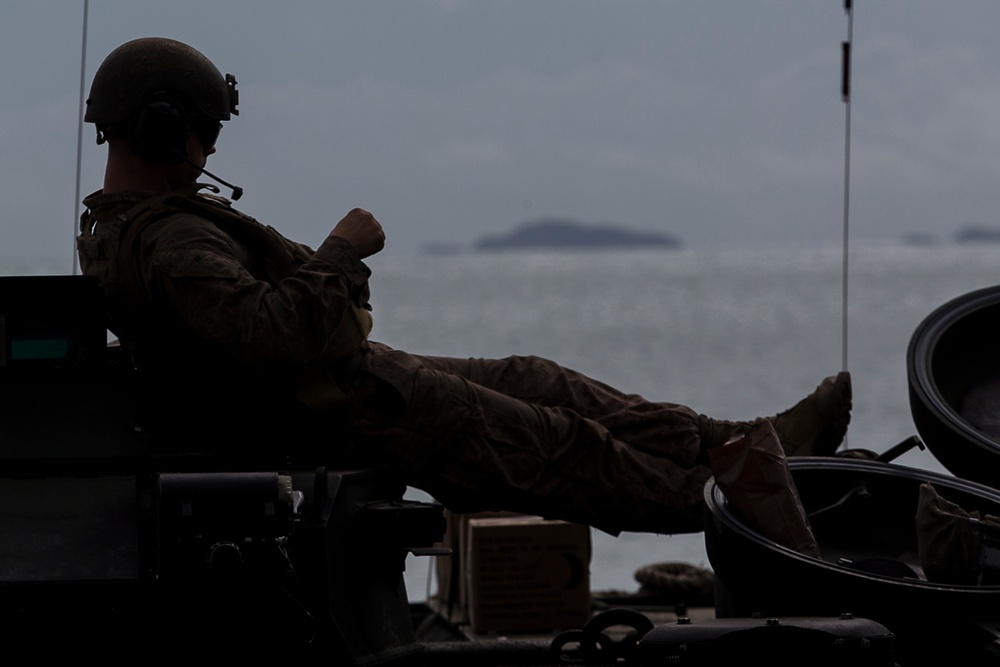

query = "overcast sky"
[{"left": 4, "top": 1, "right": 1000, "bottom": 269}]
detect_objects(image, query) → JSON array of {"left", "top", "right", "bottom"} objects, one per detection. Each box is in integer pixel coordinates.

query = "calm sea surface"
[
  {"left": 366, "top": 243, "right": 1000, "bottom": 599},
  {"left": 10, "top": 243, "right": 1000, "bottom": 599}
]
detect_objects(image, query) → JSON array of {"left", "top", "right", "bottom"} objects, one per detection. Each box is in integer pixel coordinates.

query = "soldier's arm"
[{"left": 142, "top": 214, "right": 370, "bottom": 370}]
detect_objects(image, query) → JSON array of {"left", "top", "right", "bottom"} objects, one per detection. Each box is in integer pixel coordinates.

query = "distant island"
[
  {"left": 955, "top": 225, "right": 1000, "bottom": 244},
  {"left": 475, "top": 219, "right": 681, "bottom": 251},
  {"left": 898, "top": 226, "right": 1000, "bottom": 246}
]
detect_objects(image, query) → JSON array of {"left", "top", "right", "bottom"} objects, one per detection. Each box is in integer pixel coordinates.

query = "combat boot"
[{"left": 699, "top": 372, "right": 852, "bottom": 457}]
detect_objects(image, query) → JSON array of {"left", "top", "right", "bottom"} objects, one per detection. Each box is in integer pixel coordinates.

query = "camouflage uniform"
[{"left": 79, "top": 187, "right": 710, "bottom": 535}]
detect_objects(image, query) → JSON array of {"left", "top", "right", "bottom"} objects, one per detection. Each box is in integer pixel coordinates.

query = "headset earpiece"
[
  {"left": 121, "top": 91, "right": 243, "bottom": 200},
  {"left": 128, "top": 96, "right": 190, "bottom": 164}
]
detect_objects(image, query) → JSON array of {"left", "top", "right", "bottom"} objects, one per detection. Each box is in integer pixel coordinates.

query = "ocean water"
[
  {"left": 361, "top": 243, "right": 1000, "bottom": 599},
  {"left": 9, "top": 243, "right": 1000, "bottom": 599}
]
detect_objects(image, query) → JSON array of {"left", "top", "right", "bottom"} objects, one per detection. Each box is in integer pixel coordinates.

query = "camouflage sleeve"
[{"left": 139, "top": 213, "right": 370, "bottom": 371}]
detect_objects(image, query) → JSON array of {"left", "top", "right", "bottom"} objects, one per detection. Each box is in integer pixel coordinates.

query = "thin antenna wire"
[
  {"left": 840, "top": 0, "right": 854, "bottom": 373},
  {"left": 72, "top": 0, "right": 89, "bottom": 276}
]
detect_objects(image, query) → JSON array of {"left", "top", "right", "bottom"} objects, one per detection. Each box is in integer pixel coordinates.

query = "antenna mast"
[
  {"left": 72, "top": 0, "right": 89, "bottom": 275},
  {"left": 840, "top": 0, "right": 854, "bottom": 373}
]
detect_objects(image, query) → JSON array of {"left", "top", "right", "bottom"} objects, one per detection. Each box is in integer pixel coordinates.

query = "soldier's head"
[{"left": 86, "top": 37, "right": 239, "bottom": 166}]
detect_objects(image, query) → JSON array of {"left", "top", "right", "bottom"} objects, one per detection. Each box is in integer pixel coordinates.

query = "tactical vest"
[{"left": 77, "top": 184, "right": 373, "bottom": 370}]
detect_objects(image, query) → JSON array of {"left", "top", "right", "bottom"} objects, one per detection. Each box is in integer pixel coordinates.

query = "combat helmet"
[
  {"left": 86, "top": 37, "right": 238, "bottom": 126},
  {"left": 85, "top": 37, "right": 238, "bottom": 165}
]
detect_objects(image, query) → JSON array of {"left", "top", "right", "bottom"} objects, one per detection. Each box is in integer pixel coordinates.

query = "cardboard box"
[
  {"left": 464, "top": 516, "right": 590, "bottom": 634},
  {"left": 435, "top": 510, "right": 520, "bottom": 625}
]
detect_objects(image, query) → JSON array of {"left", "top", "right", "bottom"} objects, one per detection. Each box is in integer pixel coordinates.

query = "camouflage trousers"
[{"left": 344, "top": 342, "right": 711, "bottom": 535}]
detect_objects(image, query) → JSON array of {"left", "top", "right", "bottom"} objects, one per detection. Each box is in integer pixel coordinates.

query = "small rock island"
[
  {"left": 955, "top": 226, "right": 1000, "bottom": 244},
  {"left": 475, "top": 219, "right": 681, "bottom": 251}
]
